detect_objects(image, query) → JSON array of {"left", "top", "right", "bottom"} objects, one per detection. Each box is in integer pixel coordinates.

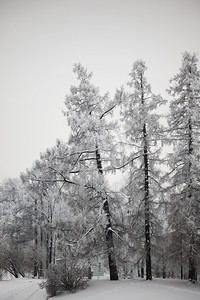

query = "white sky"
[{"left": 0, "top": 0, "right": 200, "bottom": 182}]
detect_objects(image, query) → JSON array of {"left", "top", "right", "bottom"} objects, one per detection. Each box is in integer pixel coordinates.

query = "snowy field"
[
  {"left": 0, "top": 276, "right": 200, "bottom": 300},
  {"left": 0, "top": 278, "right": 47, "bottom": 300}
]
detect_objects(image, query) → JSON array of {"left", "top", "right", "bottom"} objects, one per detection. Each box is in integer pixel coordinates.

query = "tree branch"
[{"left": 100, "top": 104, "right": 117, "bottom": 119}]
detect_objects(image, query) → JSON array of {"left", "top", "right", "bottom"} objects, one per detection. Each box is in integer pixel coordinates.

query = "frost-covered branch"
[
  {"left": 99, "top": 103, "right": 117, "bottom": 119},
  {"left": 106, "top": 155, "right": 141, "bottom": 172},
  {"left": 108, "top": 227, "right": 136, "bottom": 251}
]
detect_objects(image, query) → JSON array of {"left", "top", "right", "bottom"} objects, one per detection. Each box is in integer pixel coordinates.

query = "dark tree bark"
[
  {"left": 38, "top": 198, "right": 45, "bottom": 278},
  {"left": 46, "top": 232, "right": 49, "bottom": 269},
  {"left": 137, "top": 262, "right": 141, "bottom": 277},
  {"left": 37, "top": 227, "right": 44, "bottom": 278},
  {"left": 162, "top": 257, "right": 166, "bottom": 279},
  {"left": 49, "top": 231, "right": 53, "bottom": 265},
  {"left": 46, "top": 200, "right": 53, "bottom": 269},
  {"left": 140, "top": 74, "right": 152, "bottom": 281},
  {"left": 141, "top": 258, "right": 144, "bottom": 278},
  {"left": 53, "top": 235, "right": 56, "bottom": 264},
  {"left": 33, "top": 198, "right": 38, "bottom": 277},
  {"left": 7, "top": 258, "right": 19, "bottom": 278},
  {"left": 180, "top": 240, "right": 183, "bottom": 280},
  {"left": 95, "top": 147, "right": 118, "bottom": 280},
  {"left": 88, "top": 265, "right": 92, "bottom": 279},
  {"left": 189, "top": 235, "right": 197, "bottom": 283},
  {"left": 181, "top": 264, "right": 183, "bottom": 280},
  {"left": 143, "top": 124, "right": 152, "bottom": 280},
  {"left": 188, "top": 117, "right": 197, "bottom": 283}
]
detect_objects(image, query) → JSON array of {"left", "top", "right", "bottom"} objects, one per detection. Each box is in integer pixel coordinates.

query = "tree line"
[{"left": 0, "top": 51, "right": 199, "bottom": 283}]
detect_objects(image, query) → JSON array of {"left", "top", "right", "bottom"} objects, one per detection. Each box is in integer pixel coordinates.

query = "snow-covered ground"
[
  {"left": 51, "top": 277, "right": 200, "bottom": 300},
  {"left": 0, "top": 278, "right": 47, "bottom": 300},
  {"left": 0, "top": 276, "right": 200, "bottom": 300}
]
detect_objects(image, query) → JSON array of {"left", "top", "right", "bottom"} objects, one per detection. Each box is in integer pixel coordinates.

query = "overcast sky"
[{"left": 0, "top": 0, "right": 200, "bottom": 182}]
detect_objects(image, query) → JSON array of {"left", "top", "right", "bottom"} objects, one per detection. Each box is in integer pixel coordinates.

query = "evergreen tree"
[
  {"left": 167, "top": 52, "right": 200, "bottom": 283},
  {"left": 64, "top": 64, "right": 119, "bottom": 280},
  {"left": 119, "top": 60, "right": 166, "bottom": 280},
  {"left": 0, "top": 179, "right": 34, "bottom": 277}
]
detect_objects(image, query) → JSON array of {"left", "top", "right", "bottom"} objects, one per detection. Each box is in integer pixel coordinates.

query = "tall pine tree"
[
  {"left": 167, "top": 52, "right": 200, "bottom": 283},
  {"left": 64, "top": 64, "right": 119, "bottom": 280},
  {"left": 120, "top": 60, "right": 166, "bottom": 280}
]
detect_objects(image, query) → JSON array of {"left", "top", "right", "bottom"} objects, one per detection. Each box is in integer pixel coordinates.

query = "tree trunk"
[
  {"left": 49, "top": 231, "right": 53, "bottom": 265},
  {"left": 140, "top": 73, "right": 152, "bottom": 281},
  {"left": 33, "top": 198, "right": 38, "bottom": 277},
  {"left": 8, "top": 258, "right": 19, "bottom": 278},
  {"left": 95, "top": 147, "right": 118, "bottom": 280},
  {"left": 181, "top": 264, "right": 183, "bottom": 280},
  {"left": 162, "top": 257, "right": 166, "bottom": 279},
  {"left": 53, "top": 235, "right": 56, "bottom": 264},
  {"left": 38, "top": 198, "right": 45, "bottom": 278},
  {"left": 104, "top": 199, "right": 119, "bottom": 280},
  {"left": 180, "top": 245, "right": 183, "bottom": 280},
  {"left": 88, "top": 264, "right": 92, "bottom": 279},
  {"left": 137, "top": 262, "right": 141, "bottom": 277},
  {"left": 18, "top": 270, "right": 25, "bottom": 277},
  {"left": 46, "top": 201, "right": 53, "bottom": 269},
  {"left": 143, "top": 123, "right": 152, "bottom": 280},
  {"left": 189, "top": 235, "right": 197, "bottom": 283},
  {"left": 141, "top": 258, "right": 144, "bottom": 278},
  {"left": 187, "top": 118, "right": 197, "bottom": 283},
  {"left": 38, "top": 227, "right": 44, "bottom": 278},
  {"left": 46, "top": 232, "right": 49, "bottom": 269}
]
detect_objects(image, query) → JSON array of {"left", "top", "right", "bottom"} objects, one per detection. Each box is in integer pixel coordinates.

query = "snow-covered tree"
[
  {"left": 21, "top": 144, "right": 69, "bottom": 277},
  {"left": 167, "top": 52, "right": 200, "bottom": 283},
  {"left": 119, "top": 60, "right": 166, "bottom": 280},
  {"left": 64, "top": 64, "right": 119, "bottom": 280},
  {"left": 0, "top": 178, "right": 34, "bottom": 277},
  {"left": 21, "top": 139, "right": 101, "bottom": 277}
]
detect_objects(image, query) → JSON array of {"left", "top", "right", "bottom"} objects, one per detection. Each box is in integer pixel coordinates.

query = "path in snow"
[
  {"left": 51, "top": 277, "right": 200, "bottom": 300},
  {"left": 0, "top": 278, "right": 47, "bottom": 300}
]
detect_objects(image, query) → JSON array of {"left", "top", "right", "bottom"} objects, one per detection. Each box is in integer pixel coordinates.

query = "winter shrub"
[
  {"left": 43, "top": 261, "right": 89, "bottom": 297},
  {"left": 45, "top": 265, "right": 64, "bottom": 297},
  {"left": 61, "top": 261, "right": 89, "bottom": 292}
]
